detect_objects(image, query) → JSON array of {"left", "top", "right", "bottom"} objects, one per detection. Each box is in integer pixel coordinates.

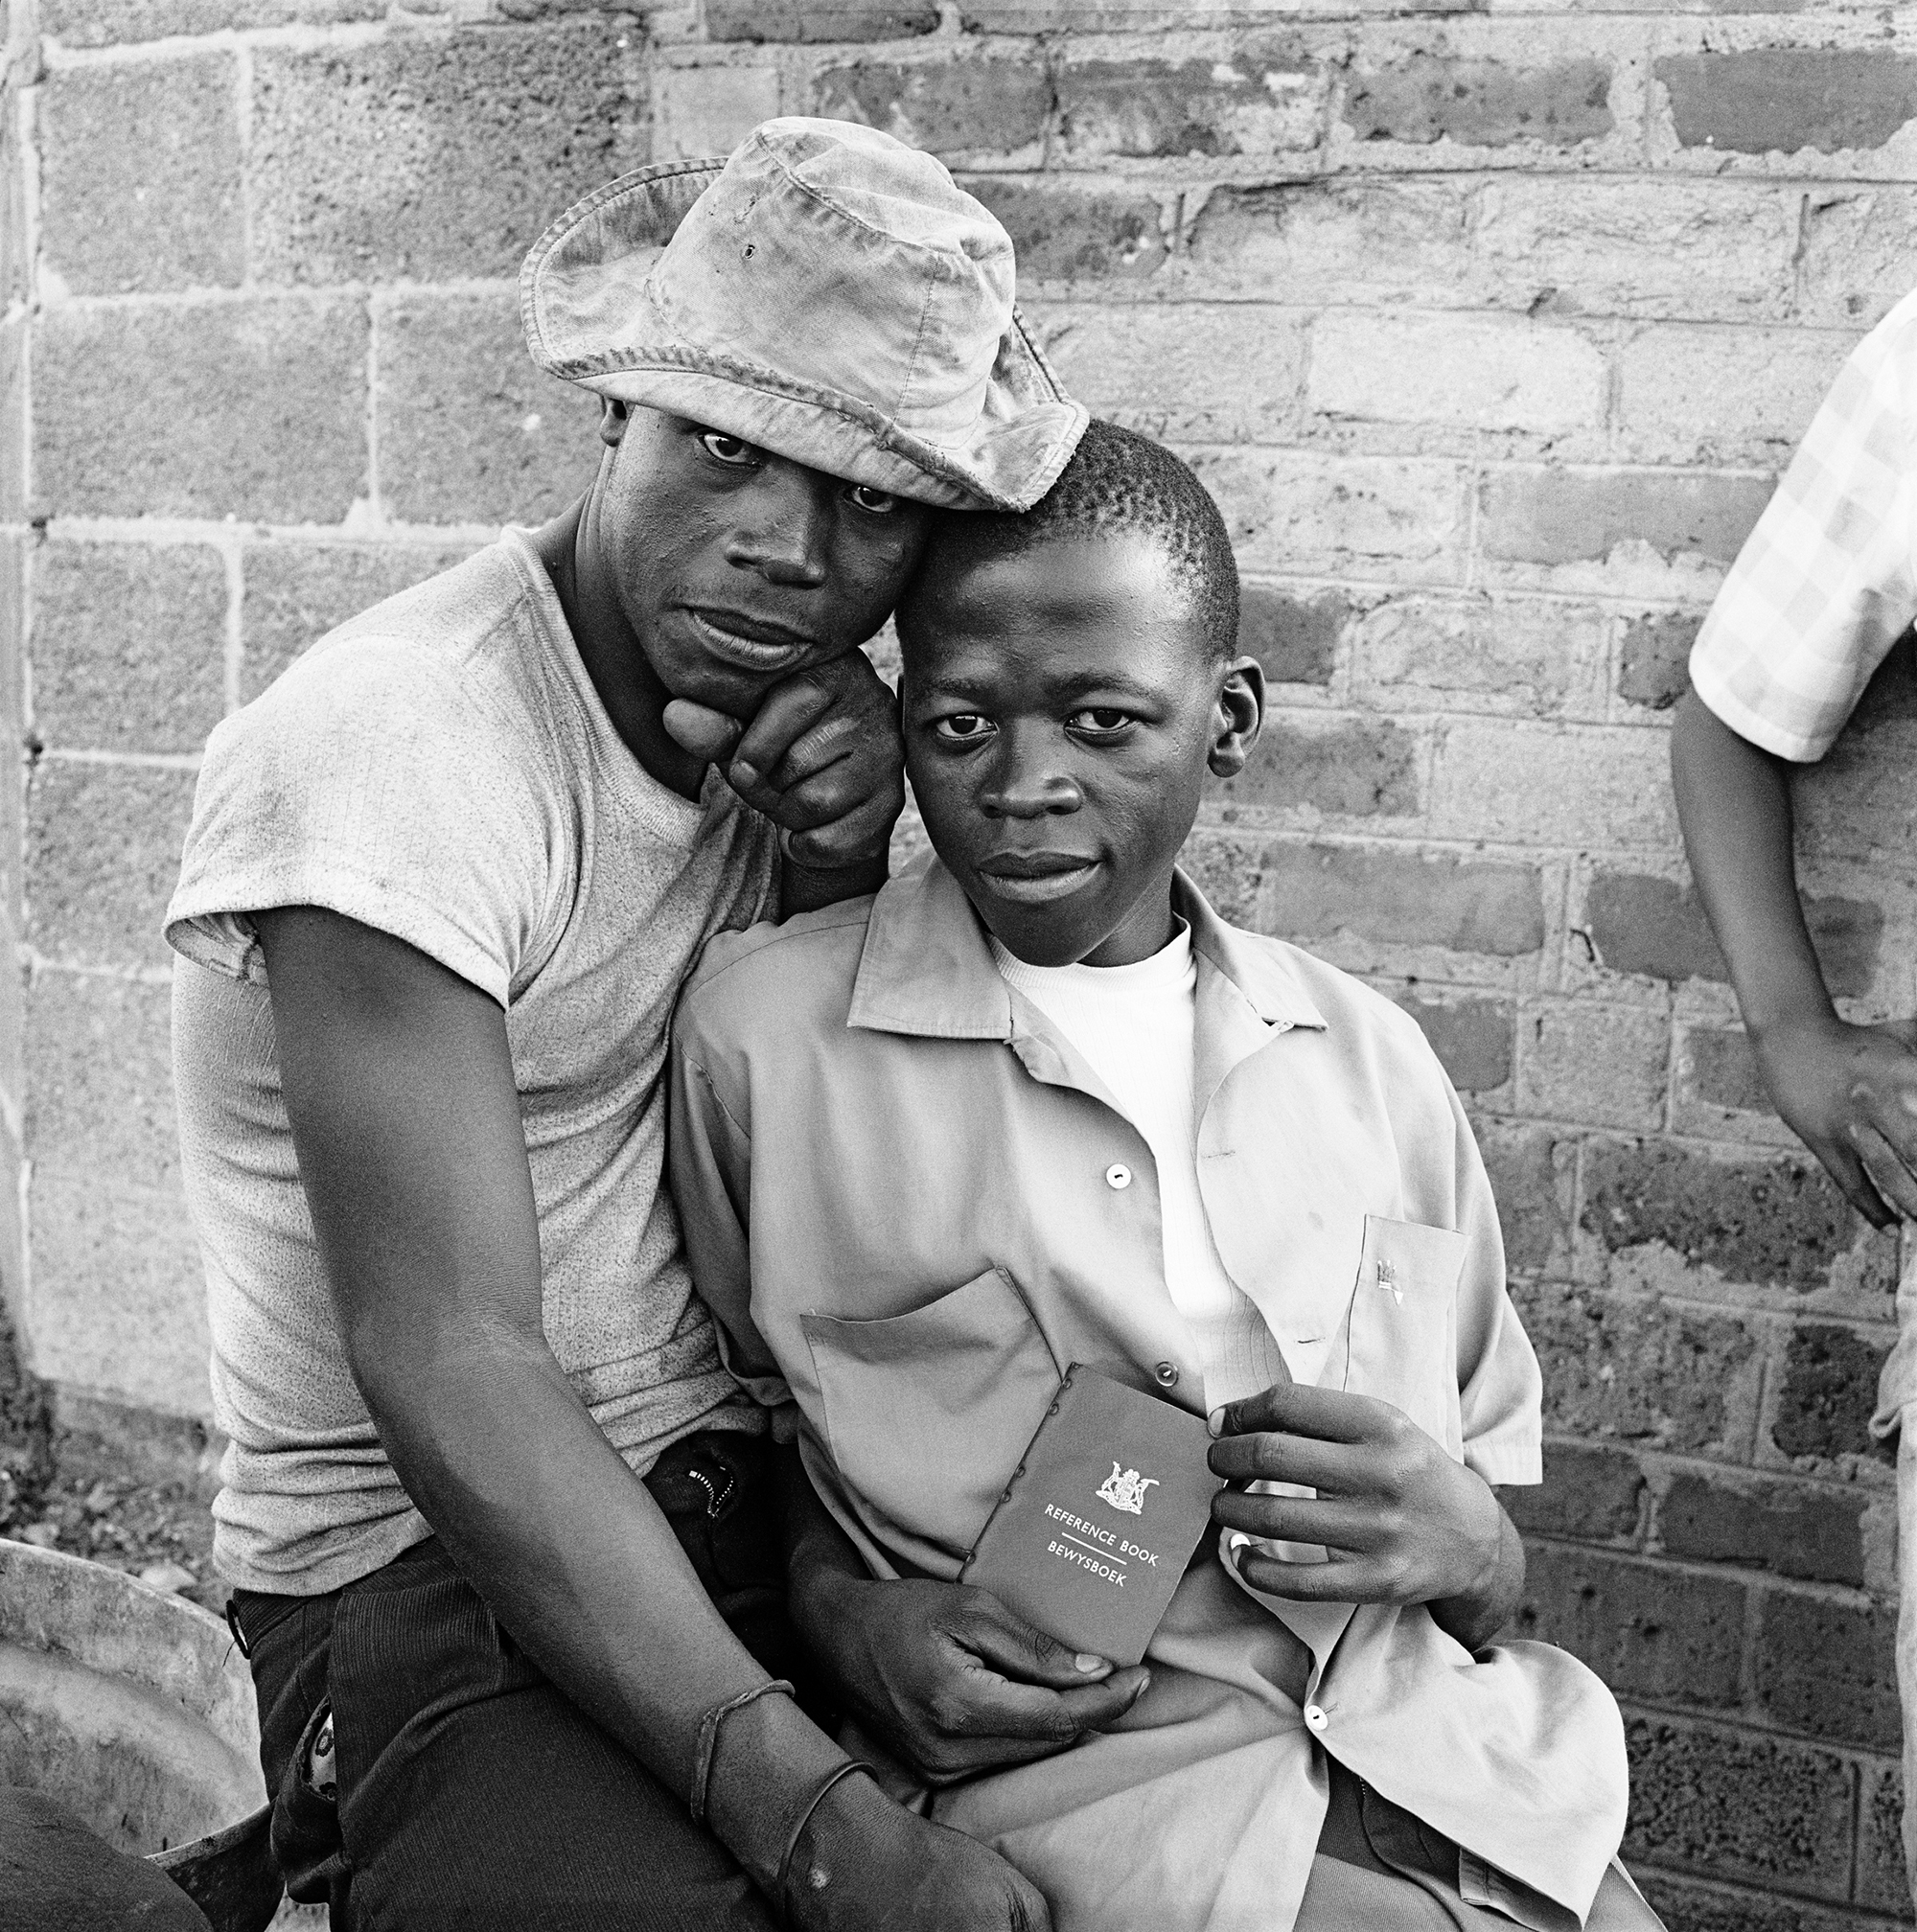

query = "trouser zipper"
[{"left": 687, "top": 1461, "right": 736, "bottom": 1519}]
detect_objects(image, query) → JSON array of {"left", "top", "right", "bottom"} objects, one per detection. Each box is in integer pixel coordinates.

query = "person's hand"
[
  {"left": 787, "top": 1769, "right": 1051, "bottom": 1932},
  {"left": 1208, "top": 1382, "right": 1503, "bottom": 1610},
  {"left": 662, "top": 651, "right": 905, "bottom": 880},
  {"left": 793, "top": 1571, "right": 1149, "bottom": 1786},
  {"left": 1750, "top": 1013, "right": 1917, "bottom": 1228}
]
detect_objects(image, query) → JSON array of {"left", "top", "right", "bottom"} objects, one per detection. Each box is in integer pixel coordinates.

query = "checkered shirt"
[{"left": 1690, "top": 285, "right": 1917, "bottom": 763}]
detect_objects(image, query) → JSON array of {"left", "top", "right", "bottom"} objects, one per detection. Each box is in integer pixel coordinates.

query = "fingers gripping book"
[{"left": 960, "top": 1365, "right": 1225, "bottom": 1665}]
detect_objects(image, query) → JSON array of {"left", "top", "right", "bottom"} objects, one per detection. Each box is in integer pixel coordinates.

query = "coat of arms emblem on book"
[{"left": 1095, "top": 1463, "right": 1160, "bottom": 1515}]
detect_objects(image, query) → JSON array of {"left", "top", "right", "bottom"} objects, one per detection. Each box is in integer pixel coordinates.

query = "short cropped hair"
[{"left": 901, "top": 418, "right": 1240, "bottom": 657}]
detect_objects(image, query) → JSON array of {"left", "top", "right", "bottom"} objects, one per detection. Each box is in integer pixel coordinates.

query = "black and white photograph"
[{"left": 1, "top": 2, "right": 1913, "bottom": 1927}]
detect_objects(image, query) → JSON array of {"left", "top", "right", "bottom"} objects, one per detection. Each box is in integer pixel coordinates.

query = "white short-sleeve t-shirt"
[{"left": 167, "top": 529, "right": 779, "bottom": 1596}]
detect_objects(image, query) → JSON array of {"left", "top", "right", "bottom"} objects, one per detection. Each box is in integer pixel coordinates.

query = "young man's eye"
[
  {"left": 698, "top": 430, "right": 757, "bottom": 466},
  {"left": 847, "top": 483, "right": 897, "bottom": 515},
  {"left": 931, "top": 714, "right": 994, "bottom": 743},
  {"left": 1068, "top": 708, "right": 1134, "bottom": 734}
]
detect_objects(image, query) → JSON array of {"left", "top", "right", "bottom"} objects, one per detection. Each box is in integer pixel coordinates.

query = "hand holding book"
[
  {"left": 962, "top": 1367, "right": 1226, "bottom": 1668},
  {"left": 780, "top": 1440, "right": 1150, "bottom": 1787}
]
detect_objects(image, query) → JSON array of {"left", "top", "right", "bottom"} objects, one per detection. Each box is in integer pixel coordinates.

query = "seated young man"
[{"left": 669, "top": 421, "right": 1657, "bottom": 1932}]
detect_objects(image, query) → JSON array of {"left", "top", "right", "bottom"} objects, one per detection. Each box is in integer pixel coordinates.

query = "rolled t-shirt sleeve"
[{"left": 166, "top": 635, "right": 558, "bottom": 1005}]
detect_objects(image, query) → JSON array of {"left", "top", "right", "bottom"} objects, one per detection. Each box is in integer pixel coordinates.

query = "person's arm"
[
  {"left": 1671, "top": 687, "right": 1917, "bottom": 1225},
  {"left": 775, "top": 1443, "right": 1151, "bottom": 1784},
  {"left": 1207, "top": 1384, "right": 1523, "bottom": 1653},
  {"left": 256, "top": 906, "right": 1050, "bottom": 1932}
]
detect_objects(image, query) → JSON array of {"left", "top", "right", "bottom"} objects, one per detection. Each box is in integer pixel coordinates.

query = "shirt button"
[
  {"left": 1304, "top": 1704, "right": 1328, "bottom": 1734},
  {"left": 1105, "top": 1162, "right": 1132, "bottom": 1190},
  {"left": 1154, "top": 1361, "right": 1179, "bottom": 1388}
]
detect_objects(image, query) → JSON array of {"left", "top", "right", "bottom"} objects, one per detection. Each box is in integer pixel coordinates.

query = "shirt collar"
[{"left": 847, "top": 855, "right": 1328, "bottom": 1039}]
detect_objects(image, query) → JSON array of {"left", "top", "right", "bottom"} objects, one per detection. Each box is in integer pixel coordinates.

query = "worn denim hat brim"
[{"left": 520, "top": 134, "right": 1088, "bottom": 513}]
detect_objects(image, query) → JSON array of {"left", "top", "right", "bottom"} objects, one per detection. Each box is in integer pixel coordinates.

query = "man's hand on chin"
[{"left": 663, "top": 650, "right": 906, "bottom": 914}]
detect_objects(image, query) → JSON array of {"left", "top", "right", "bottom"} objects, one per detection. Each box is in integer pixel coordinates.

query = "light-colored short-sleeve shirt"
[
  {"left": 669, "top": 858, "right": 1627, "bottom": 1932},
  {"left": 167, "top": 529, "right": 777, "bottom": 1596},
  {"left": 1690, "top": 285, "right": 1917, "bottom": 763}
]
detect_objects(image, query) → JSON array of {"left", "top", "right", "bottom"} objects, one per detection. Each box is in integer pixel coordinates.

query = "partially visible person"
[
  {"left": 672, "top": 421, "right": 1654, "bottom": 1931},
  {"left": 1672, "top": 286, "right": 1917, "bottom": 1229},
  {"left": 1670, "top": 282, "right": 1917, "bottom": 1890},
  {"left": 165, "top": 120, "right": 1085, "bottom": 1932}
]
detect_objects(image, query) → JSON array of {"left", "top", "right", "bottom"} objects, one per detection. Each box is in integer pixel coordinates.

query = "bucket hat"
[{"left": 520, "top": 117, "right": 1086, "bottom": 513}]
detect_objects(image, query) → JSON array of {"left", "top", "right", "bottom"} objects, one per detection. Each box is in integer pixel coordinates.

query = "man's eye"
[
  {"left": 699, "top": 431, "right": 756, "bottom": 466},
  {"left": 848, "top": 483, "right": 897, "bottom": 514},
  {"left": 1068, "top": 708, "right": 1133, "bottom": 734},
  {"left": 932, "top": 714, "right": 994, "bottom": 743}
]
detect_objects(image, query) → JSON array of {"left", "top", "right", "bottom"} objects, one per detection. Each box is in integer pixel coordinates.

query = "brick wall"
[{"left": 3, "top": 0, "right": 1914, "bottom": 1920}]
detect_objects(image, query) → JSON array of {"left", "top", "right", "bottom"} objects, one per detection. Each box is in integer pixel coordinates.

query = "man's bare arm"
[
  {"left": 1671, "top": 689, "right": 1917, "bottom": 1224},
  {"left": 255, "top": 907, "right": 1051, "bottom": 1932},
  {"left": 255, "top": 908, "right": 843, "bottom": 1869}
]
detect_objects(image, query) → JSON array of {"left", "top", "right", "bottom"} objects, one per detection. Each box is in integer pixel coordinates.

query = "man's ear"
[
  {"left": 598, "top": 399, "right": 630, "bottom": 449},
  {"left": 1208, "top": 656, "right": 1265, "bottom": 779}
]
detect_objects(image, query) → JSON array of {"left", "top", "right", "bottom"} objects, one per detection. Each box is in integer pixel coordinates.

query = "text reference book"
[{"left": 960, "top": 1364, "right": 1224, "bottom": 1666}]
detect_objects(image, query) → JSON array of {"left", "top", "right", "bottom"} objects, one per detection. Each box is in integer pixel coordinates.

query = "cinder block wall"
[{"left": 4, "top": 0, "right": 1915, "bottom": 1920}]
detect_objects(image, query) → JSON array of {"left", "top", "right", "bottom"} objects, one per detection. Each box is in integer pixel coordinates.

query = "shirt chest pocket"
[
  {"left": 1340, "top": 1215, "right": 1467, "bottom": 1462},
  {"left": 801, "top": 1267, "right": 1062, "bottom": 1567}
]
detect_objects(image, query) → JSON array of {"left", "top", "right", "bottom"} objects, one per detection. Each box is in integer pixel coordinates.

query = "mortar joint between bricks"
[
  {"left": 1566, "top": 1133, "right": 1588, "bottom": 1276},
  {"left": 1658, "top": 996, "right": 1681, "bottom": 1138},
  {"left": 1171, "top": 181, "right": 1214, "bottom": 253},
  {"left": 33, "top": 18, "right": 395, "bottom": 68},
  {"left": 19, "top": 948, "right": 174, "bottom": 990},
  {"left": 35, "top": 745, "right": 204, "bottom": 771},
  {"left": 234, "top": 34, "right": 253, "bottom": 294},
  {"left": 49, "top": 284, "right": 401, "bottom": 313},
  {"left": 1038, "top": 51, "right": 1060, "bottom": 172},
  {"left": 15, "top": 53, "right": 38, "bottom": 518},
  {"left": 35, "top": 32, "right": 237, "bottom": 71},
  {"left": 221, "top": 544, "right": 243, "bottom": 718},
  {"left": 363, "top": 294, "right": 383, "bottom": 529},
  {"left": 3, "top": 0, "right": 38, "bottom": 85},
  {"left": 1458, "top": 461, "right": 1482, "bottom": 595},
  {"left": 1847, "top": 1793, "right": 1864, "bottom": 1927},
  {"left": 1620, "top": 1296, "right": 1897, "bottom": 1353},
  {"left": 17, "top": 664, "right": 35, "bottom": 780},
  {"left": 12, "top": 1153, "right": 29, "bottom": 1335},
  {"left": 1513, "top": 1527, "right": 1736, "bottom": 1588},
  {"left": 1736, "top": 1565, "right": 1766, "bottom": 1741}
]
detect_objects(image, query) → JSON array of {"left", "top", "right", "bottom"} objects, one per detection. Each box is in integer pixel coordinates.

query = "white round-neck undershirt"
[{"left": 990, "top": 924, "right": 1240, "bottom": 1334}]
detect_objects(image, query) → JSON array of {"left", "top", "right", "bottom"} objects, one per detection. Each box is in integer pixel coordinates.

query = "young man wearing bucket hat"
[{"left": 163, "top": 120, "right": 1087, "bottom": 1931}]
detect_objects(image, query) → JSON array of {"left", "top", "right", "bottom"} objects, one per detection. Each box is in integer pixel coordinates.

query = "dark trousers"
[{"left": 228, "top": 1431, "right": 806, "bottom": 1932}]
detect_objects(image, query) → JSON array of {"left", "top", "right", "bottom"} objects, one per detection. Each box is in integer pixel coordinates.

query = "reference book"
[{"left": 961, "top": 1364, "right": 1224, "bottom": 1666}]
